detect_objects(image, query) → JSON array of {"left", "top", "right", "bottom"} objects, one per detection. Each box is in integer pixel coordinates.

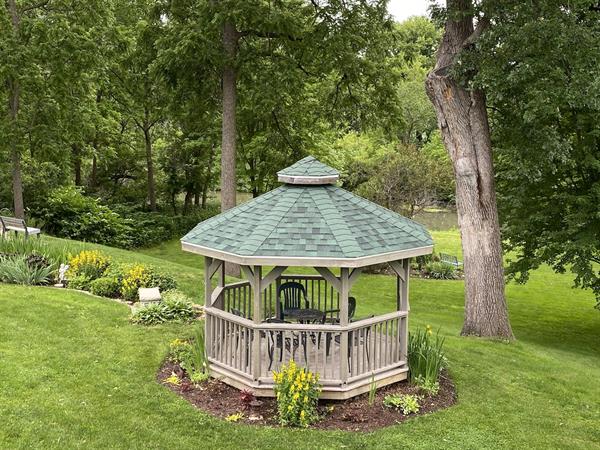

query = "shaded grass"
[{"left": 0, "top": 232, "right": 599, "bottom": 449}]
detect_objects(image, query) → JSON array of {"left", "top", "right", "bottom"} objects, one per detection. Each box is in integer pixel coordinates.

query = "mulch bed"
[{"left": 157, "top": 361, "right": 457, "bottom": 432}]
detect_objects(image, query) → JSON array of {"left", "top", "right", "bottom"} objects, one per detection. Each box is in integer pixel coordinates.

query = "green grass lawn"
[{"left": 1, "top": 233, "right": 599, "bottom": 449}]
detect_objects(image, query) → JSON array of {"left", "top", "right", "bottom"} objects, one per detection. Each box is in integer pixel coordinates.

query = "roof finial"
[{"left": 277, "top": 156, "right": 340, "bottom": 185}]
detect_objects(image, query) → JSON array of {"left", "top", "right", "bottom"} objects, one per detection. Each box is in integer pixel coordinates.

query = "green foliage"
[
  {"left": 423, "top": 262, "right": 458, "bottom": 280},
  {"left": 167, "top": 327, "right": 208, "bottom": 380},
  {"left": 383, "top": 393, "right": 421, "bottom": 415},
  {"left": 34, "top": 187, "right": 134, "bottom": 248},
  {"left": 0, "top": 255, "right": 55, "bottom": 285},
  {"left": 130, "top": 298, "right": 195, "bottom": 325},
  {"left": 356, "top": 144, "right": 454, "bottom": 217},
  {"left": 0, "top": 236, "right": 72, "bottom": 268},
  {"left": 408, "top": 325, "right": 446, "bottom": 388},
  {"left": 273, "top": 360, "right": 321, "bottom": 427},
  {"left": 467, "top": 1, "right": 600, "bottom": 306},
  {"left": 89, "top": 276, "right": 121, "bottom": 298},
  {"left": 66, "top": 275, "right": 93, "bottom": 291},
  {"left": 414, "top": 375, "right": 440, "bottom": 397},
  {"left": 368, "top": 375, "right": 377, "bottom": 406}
]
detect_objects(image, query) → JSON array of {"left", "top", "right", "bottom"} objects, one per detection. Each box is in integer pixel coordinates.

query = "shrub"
[
  {"left": 423, "top": 261, "right": 458, "bottom": 280},
  {"left": 130, "top": 298, "right": 195, "bottom": 325},
  {"left": 68, "top": 274, "right": 93, "bottom": 291},
  {"left": 273, "top": 360, "right": 321, "bottom": 427},
  {"left": 67, "top": 250, "right": 111, "bottom": 280},
  {"left": 33, "top": 186, "right": 134, "bottom": 248},
  {"left": 120, "top": 264, "right": 177, "bottom": 301},
  {"left": 89, "top": 276, "right": 121, "bottom": 298},
  {"left": 0, "top": 255, "right": 55, "bottom": 285},
  {"left": 408, "top": 325, "right": 447, "bottom": 388},
  {"left": 383, "top": 393, "right": 421, "bottom": 414}
]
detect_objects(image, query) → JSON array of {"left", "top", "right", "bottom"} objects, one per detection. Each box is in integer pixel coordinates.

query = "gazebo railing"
[
  {"left": 222, "top": 274, "right": 340, "bottom": 321},
  {"left": 205, "top": 306, "right": 407, "bottom": 387}
]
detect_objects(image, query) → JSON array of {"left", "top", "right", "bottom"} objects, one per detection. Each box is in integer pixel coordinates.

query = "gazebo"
[{"left": 181, "top": 156, "right": 433, "bottom": 399}]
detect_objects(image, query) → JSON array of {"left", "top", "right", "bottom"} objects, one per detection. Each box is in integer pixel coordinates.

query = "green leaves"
[{"left": 471, "top": 0, "right": 600, "bottom": 306}]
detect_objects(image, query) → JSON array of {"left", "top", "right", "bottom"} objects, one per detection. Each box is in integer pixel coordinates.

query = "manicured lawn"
[{"left": 1, "top": 232, "right": 599, "bottom": 449}]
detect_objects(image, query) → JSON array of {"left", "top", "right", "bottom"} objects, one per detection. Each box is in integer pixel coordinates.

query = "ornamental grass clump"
[
  {"left": 408, "top": 325, "right": 446, "bottom": 394},
  {"left": 273, "top": 360, "right": 321, "bottom": 427}
]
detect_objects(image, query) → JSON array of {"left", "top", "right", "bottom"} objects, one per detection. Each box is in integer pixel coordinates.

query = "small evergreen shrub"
[
  {"left": 383, "top": 393, "right": 421, "bottom": 414},
  {"left": 273, "top": 360, "right": 321, "bottom": 427},
  {"left": 67, "top": 250, "right": 111, "bottom": 280},
  {"left": 89, "top": 276, "right": 121, "bottom": 298},
  {"left": 423, "top": 261, "right": 458, "bottom": 280},
  {"left": 408, "top": 325, "right": 447, "bottom": 388}
]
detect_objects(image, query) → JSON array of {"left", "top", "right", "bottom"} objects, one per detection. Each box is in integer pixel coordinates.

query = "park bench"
[
  {"left": 439, "top": 252, "right": 461, "bottom": 268},
  {"left": 0, "top": 216, "right": 41, "bottom": 239}
]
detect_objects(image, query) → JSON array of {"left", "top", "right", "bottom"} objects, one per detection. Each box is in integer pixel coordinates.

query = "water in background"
[{"left": 412, "top": 210, "right": 458, "bottom": 231}]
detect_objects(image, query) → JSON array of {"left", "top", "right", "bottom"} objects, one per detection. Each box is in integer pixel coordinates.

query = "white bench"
[{"left": 0, "top": 216, "right": 41, "bottom": 239}]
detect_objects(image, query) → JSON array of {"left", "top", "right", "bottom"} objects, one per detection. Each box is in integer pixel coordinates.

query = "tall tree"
[
  {"left": 425, "top": 0, "right": 513, "bottom": 338},
  {"left": 1, "top": 0, "right": 112, "bottom": 217},
  {"left": 110, "top": 0, "right": 165, "bottom": 211},
  {"left": 472, "top": 0, "right": 600, "bottom": 308}
]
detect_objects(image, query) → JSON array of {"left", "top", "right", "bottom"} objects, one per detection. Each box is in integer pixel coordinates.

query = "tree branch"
[{"left": 463, "top": 16, "right": 490, "bottom": 48}]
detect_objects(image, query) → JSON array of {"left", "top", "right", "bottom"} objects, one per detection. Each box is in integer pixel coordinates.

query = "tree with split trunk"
[{"left": 425, "top": 0, "right": 513, "bottom": 339}]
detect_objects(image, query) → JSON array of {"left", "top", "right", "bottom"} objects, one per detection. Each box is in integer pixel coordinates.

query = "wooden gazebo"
[{"left": 181, "top": 157, "right": 433, "bottom": 399}]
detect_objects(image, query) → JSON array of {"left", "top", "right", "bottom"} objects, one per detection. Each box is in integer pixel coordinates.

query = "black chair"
[
  {"left": 324, "top": 314, "right": 374, "bottom": 374},
  {"left": 277, "top": 281, "right": 309, "bottom": 320},
  {"left": 323, "top": 296, "right": 357, "bottom": 324},
  {"left": 263, "top": 317, "right": 307, "bottom": 370}
]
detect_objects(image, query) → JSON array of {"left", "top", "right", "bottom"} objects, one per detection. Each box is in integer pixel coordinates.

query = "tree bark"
[
  {"left": 143, "top": 124, "right": 157, "bottom": 211},
  {"left": 221, "top": 21, "right": 237, "bottom": 212},
  {"left": 7, "top": 0, "right": 24, "bottom": 219},
  {"left": 222, "top": 21, "right": 240, "bottom": 277},
  {"left": 425, "top": 0, "right": 513, "bottom": 339}
]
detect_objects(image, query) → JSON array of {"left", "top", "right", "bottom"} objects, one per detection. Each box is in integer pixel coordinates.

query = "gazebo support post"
[
  {"left": 248, "top": 265, "right": 262, "bottom": 381},
  {"left": 339, "top": 267, "right": 350, "bottom": 384},
  {"left": 390, "top": 259, "right": 410, "bottom": 362},
  {"left": 204, "top": 256, "right": 213, "bottom": 306}
]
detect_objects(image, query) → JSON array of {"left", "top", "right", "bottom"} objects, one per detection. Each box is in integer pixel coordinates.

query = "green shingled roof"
[
  {"left": 182, "top": 158, "right": 433, "bottom": 266},
  {"left": 277, "top": 156, "right": 339, "bottom": 178}
]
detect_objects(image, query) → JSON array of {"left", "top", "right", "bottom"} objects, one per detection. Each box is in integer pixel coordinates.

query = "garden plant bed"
[{"left": 158, "top": 361, "right": 457, "bottom": 432}]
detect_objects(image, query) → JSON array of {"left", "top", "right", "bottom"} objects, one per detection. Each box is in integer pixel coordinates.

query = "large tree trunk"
[
  {"left": 425, "top": 0, "right": 513, "bottom": 339},
  {"left": 222, "top": 21, "right": 239, "bottom": 277},
  {"left": 7, "top": 0, "right": 24, "bottom": 219},
  {"left": 221, "top": 21, "right": 237, "bottom": 212},
  {"left": 143, "top": 125, "right": 157, "bottom": 211}
]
